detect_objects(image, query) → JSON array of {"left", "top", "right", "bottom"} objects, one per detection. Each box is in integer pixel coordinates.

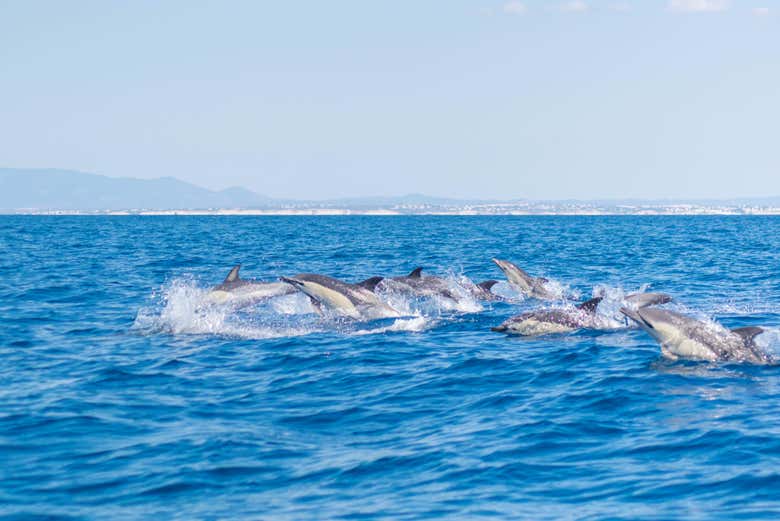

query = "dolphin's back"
[{"left": 296, "top": 273, "right": 387, "bottom": 308}]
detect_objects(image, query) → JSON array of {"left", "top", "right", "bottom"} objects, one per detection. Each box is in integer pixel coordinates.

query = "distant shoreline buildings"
[{"left": 10, "top": 202, "right": 780, "bottom": 216}]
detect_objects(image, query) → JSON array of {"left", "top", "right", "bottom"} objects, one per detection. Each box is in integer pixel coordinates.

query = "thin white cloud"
[
  {"left": 503, "top": 1, "right": 527, "bottom": 15},
  {"left": 560, "top": 0, "right": 589, "bottom": 13},
  {"left": 752, "top": 7, "right": 770, "bottom": 15},
  {"left": 668, "top": 0, "right": 729, "bottom": 12}
]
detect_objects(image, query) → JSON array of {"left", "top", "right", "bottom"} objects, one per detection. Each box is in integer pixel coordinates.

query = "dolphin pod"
[{"left": 207, "top": 260, "right": 774, "bottom": 364}]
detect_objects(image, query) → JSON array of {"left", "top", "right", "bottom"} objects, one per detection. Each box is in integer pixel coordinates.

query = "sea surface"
[{"left": 2, "top": 215, "right": 780, "bottom": 520}]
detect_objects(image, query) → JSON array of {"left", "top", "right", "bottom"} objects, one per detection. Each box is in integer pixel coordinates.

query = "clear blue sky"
[{"left": 1, "top": 1, "right": 778, "bottom": 200}]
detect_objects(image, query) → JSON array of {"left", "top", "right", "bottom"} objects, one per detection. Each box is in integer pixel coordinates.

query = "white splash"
[
  {"left": 132, "top": 277, "right": 316, "bottom": 340},
  {"left": 591, "top": 283, "right": 659, "bottom": 330},
  {"left": 374, "top": 274, "right": 484, "bottom": 315},
  {"left": 353, "top": 317, "right": 433, "bottom": 336},
  {"left": 753, "top": 328, "right": 780, "bottom": 361}
]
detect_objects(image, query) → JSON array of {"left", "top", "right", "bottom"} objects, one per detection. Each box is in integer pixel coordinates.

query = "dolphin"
[
  {"left": 623, "top": 292, "right": 673, "bottom": 309},
  {"left": 207, "top": 265, "right": 295, "bottom": 306},
  {"left": 280, "top": 274, "right": 400, "bottom": 320},
  {"left": 378, "top": 267, "right": 501, "bottom": 303},
  {"left": 491, "top": 292, "right": 673, "bottom": 336},
  {"left": 491, "top": 296, "right": 604, "bottom": 336},
  {"left": 492, "top": 259, "right": 558, "bottom": 300},
  {"left": 620, "top": 306, "right": 769, "bottom": 364},
  {"left": 380, "top": 267, "right": 460, "bottom": 301}
]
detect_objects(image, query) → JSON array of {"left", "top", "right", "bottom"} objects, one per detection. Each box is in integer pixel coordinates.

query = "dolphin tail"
[{"left": 225, "top": 264, "right": 241, "bottom": 283}]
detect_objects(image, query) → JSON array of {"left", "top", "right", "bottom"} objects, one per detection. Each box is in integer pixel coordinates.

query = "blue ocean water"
[{"left": 2, "top": 215, "right": 780, "bottom": 520}]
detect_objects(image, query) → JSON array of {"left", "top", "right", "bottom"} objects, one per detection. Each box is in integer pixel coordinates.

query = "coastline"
[{"left": 5, "top": 206, "right": 780, "bottom": 216}]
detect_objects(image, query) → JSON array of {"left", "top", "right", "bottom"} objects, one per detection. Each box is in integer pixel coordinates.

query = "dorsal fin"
[
  {"left": 731, "top": 326, "right": 764, "bottom": 345},
  {"left": 224, "top": 265, "right": 241, "bottom": 283},
  {"left": 408, "top": 267, "right": 423, "bottom": 278},
  {"left": 477, "top": 280, "right": 499, "bottom": 292},
  {"left": 357, "top": 276, "right": 384, "bottom": 292},
  {"left": 576, "top": 296, "right": 603, "bottom": 313}
]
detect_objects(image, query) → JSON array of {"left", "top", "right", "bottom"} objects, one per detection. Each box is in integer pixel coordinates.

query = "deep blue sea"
[{"left": 3, "top": 216, "right": 780, "bottom": 520}]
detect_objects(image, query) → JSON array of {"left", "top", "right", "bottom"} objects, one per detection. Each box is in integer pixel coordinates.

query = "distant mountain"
[
  {"left": 0, "top": 168, "right": 499, "bottom": 211},
  {"left": 3, "top": 168, "right": 780, "bottom": 213},
  {"left": 0, "top": 168, "right": 272, "bottom": 210}
]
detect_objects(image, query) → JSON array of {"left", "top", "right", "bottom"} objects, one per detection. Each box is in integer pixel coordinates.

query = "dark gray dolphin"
[{"left": 491, "top": 297, "right": 604, "bottom": 336}]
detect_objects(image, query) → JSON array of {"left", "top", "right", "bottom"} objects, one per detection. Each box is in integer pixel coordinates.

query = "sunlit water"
[{"left": 2, "top": 216, "right": 780, "bottom": 520}]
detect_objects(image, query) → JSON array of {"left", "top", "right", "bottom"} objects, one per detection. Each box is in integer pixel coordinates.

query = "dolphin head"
[
  {"left": 279, "top": 275, "right": 331, "bottom": 300},
  {"left": 621, "top": 306, "right": 689, "bottom": 346},
  {"left": 280, "top": 276, "right": 304, "bottom": 289}
]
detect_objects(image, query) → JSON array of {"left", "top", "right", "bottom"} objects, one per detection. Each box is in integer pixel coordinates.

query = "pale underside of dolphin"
[
  {"left": 492, "top": 292, "right": 673, "bottom": 336},
  {"left": 281, "top": 273, "right": 401, "bottom": 320},
  {"left": 621, "top": 306, "right": 769, "bottom": 364},
  {"left": 492, "top": 258, "right": 558, "bottom": 300},
  {"left": 207, "top": 265, "right": 295, "bottom": 306}
]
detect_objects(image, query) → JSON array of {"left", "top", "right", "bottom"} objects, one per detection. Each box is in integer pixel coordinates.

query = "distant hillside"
[
  {"left": 3, "top": 167, "right": 780, "bottom": 213},
  {"left": 0, "top": 169, "right": 272, "bottom": 210},
  {"left": 0, "top": 168, "right": 488, "bottom": 211}
]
